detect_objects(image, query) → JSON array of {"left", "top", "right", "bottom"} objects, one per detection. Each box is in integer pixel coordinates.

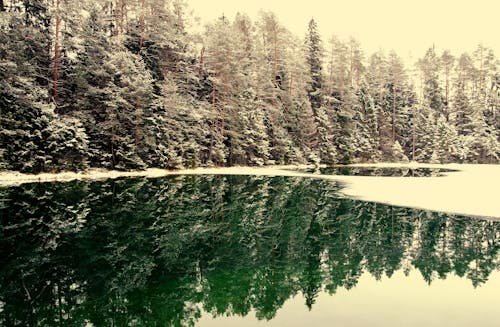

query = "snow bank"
[
  {"left": 332, "top": 163, "right": 500, "bottom": 220},
  {"left": 0, "top": 163, "right": 498, "bottom": 219}
]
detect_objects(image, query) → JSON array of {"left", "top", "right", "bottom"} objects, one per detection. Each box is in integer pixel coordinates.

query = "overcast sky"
[{"left": 188, "top": 0, "right": 499, "bottom": 64}]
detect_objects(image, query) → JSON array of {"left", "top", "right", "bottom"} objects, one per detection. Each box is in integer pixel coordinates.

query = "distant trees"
[{"left": 0, "top": 2, "right": 498, "bottom": 172}]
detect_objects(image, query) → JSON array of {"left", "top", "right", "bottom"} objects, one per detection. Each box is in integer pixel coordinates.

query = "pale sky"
[{"left": 188, "top": 0, "right": 499, "bottom": 64}]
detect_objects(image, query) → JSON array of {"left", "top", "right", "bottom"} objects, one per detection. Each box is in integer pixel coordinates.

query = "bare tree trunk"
[
  {"left": 134, "top": 97, "right": 139, "bottom": 146},
  {"left": 289, "top": 72, "right": 293, "bottom": 97},
  {"left": 412, "top": 106, "right": 416, "bottom": 161},
  {"left": 52, "top": 0, "right": 61, "bottom": 106},
  {"left": 479, "top": 46, "right": 483, "bottom": 95},
  {"left": 221, "top": 53, "right": 228, "bottom": 138},
  {"left": 120, "top": 0, "right": 125, "bottom": 35},
  {"left": 208, "top": 84, "right": 217, "bottom": 164},
  {"left": 174, "top": 0, "right": 183, "bottom": 74},
  {"left": 445, "top": 65, "right": 449, "bottom": 121},
  {"left": 135, "top": 0, "right": 145, "bottom": 146},
  {"left": 114, "top": 0, "right": 120, "bottom": 36},
  {"left": 328, "top": 45, "right": 334, "bottom": 102},
  {"left": 349, "top": 46, "right": 354, "bottom": 88},
  {"left": 272, "top": 25, "right": 277, "bottom": 106},
  {"left": 111, "top": 125, "right": 116, "bottom": 167},
  {"left": 199, "top": 46, "right": 205, "bottom": 79},
  {"left": 392, "top": 81, "right": 396, "bottom": 143},
  {"left": 221, "top": 76, "right": 226, "bottom": 136},
  {"left": 138, "top": 0, "right": 144, "bottom": 48}
]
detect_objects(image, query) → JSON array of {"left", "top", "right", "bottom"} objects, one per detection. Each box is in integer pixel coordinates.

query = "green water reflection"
[{"left": 0, "top": 175, "right": 498, "bottom": 326}]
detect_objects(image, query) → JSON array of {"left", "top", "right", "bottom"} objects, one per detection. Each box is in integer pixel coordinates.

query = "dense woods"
[{"left": 1, "top": 0, "right": 499, "bottom": 173}]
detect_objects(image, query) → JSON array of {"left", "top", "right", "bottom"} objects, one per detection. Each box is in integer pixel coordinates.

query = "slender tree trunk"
[
  {"left": 479, "top": 47, "right": 483, "bottom": 95},
  {"left": 272, "top": 26, "right": 277, "bottom": 105},
  {"left": 199, "top": 46, "right": 205, "bottom": 79},
  {"left": 392, "top": 81, "right": 396, "bottom": 143},
  {"left": 289, "top": 72, "right": 293, "bottom": 97},
  {"left": 134, "top": 98, "right": 139, "bottom": 146},
  {"left": 135, "top": 0, "right": 145, "bottom": 146},
  {"left": 445, "top": 65, "right": 449, "bottom": 121},
  {"left": 139, "top": 0, "right": 144, "bottom": 48},
  {"left": 120, "top": 0, "right": 125, "bottom": 35},
  {"left": 328, "top": 45, "right": 334, "bottom": 102},
  {"left": 412, "top": 106, "right": 416, "bottom": 161},
  {"left": 52, "top": 0, "right": 60, "bottom": 106},
  {"left": 111, "top": 125, "right": 116, "bottom": 167},
  {"left": 349, "top": 47, "right": 354, "bottom": 87},
  {"left": 174, "top": 0, "right": 183, "bottom": 74},
  {"left": 221, "top": 54, "right": 228, "bottom": 137},
  {"left": 221, "top": 76, "right": 226, "bottom": 136},
  {"left": 208, "top": 84, "right": 217, "bottom": 164},
  {"left": 114, "top": 0, "right": 120, "bottom": 36}
]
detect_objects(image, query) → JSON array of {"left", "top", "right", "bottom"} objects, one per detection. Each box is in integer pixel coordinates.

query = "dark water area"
[
  {"left": 0, "top": 175, "right": 498, "bottom": 326},
  {"left": 299, "top": 166, "right": 457, "bottom": 177}
]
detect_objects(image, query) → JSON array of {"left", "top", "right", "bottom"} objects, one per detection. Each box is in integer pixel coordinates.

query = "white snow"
[
  {"left": 0, "top": 163, "right": 499, "bottom": 219},
  {"left": 331, "top": 163, "right": 500, "bottom": 220}
]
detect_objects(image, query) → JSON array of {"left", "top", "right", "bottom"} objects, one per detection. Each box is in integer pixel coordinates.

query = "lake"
[
  {"left": 296, "top": 166, "right": 457, "bottom": 177},
  {"left": 0, "top": 175, "right": 498, "bottom": 326}
]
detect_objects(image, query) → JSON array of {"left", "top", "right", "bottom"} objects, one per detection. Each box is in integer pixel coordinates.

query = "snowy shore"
[{"left": 1, "top": 163, "right": 499, "bottom": 219}]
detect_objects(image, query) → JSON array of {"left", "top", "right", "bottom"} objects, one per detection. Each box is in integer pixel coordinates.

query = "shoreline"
[
  {"left": 1, "top": 163, "right": 499, "bottom": 220},
  {"left": 0, "top": 162, "right": 464, "bottom": 186}
]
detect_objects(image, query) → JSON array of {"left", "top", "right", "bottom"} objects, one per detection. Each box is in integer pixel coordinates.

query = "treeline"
[
  {"left": 1, "top": 175, "right": 498, "bottom": 325},
  {"left": 0, "top": 0, "right": 499, "bottom": 173}
]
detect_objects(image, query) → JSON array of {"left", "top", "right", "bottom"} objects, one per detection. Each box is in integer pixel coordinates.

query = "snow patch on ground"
[
  {"left": 0, "top": 163, "right": 498, "bottom": 219},
  {"left": 332, "top": 163, "right": 500, "bottom": 220}
]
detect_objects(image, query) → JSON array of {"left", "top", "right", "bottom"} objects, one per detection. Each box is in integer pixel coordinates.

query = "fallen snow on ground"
[
  {"left": 0, "top": 163, "right": 498, "bottom": 219},
  {"left": 331, "top": 163, "right": 500, "bottom": 220}
]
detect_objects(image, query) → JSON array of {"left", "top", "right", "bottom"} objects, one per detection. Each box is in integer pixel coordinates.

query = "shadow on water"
[{"left": 0, "top": 175, "right": 498, "bottom": 326}]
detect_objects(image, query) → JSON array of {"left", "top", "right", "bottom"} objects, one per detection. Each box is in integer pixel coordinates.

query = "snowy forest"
[{"left": 1, "top": 0, "right": 499, "bottom": 173}]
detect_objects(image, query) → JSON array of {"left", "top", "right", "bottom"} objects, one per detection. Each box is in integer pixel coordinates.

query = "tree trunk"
[
  {"left": 120, "top": 0, "right": 125, "bottom": 35},
  {"left": 135, "top": 0, "right": 145, "bottom": 146},
  {"left": 174, "top": 0, "right": 183, "bottom": 74},
  {"left": 111, "top": 125, "right": 116, "bottom": 167},
  {"left": 445, "top": 65, "right": 449, "bottom": 121},
  {"left": 134, "top": 97, "right": 139, "bottom": 146},
  {"left": 52, "top": 0, "right": 60, "bottom": 106},
  {"left": 412, "top": 106, "right": 416, "bottom": 161},
  {"left": 392, "top": 81, "right": 396, "bottom": 143},
  {"left": 208, "top": 84, "right": 217, "bottom": 163},
  {"left": 139, "top": 0, "right": 144, "bottom": 48},
  {"left": 328, "top": 45, "right": 334, "bottom": 102},
  {"left": 199, "top": 46, "right": 205, "bottom": 79},
  {"left": 272, "top": 25, "right": 277, "bottom": 105},
  {"left": 221, "top": 53, "right": 228, "bottom": 137},
  {"left": 114, "top": 0, "right": 120, "bottom": 36}
]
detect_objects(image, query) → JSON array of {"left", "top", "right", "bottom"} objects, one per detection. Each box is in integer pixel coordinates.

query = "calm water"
[
  {"left": 0, "top": 175, "right": 498, "bottom": 326},
  {"left": 301, "top": 167, "right": 457, "bottom": 177}
]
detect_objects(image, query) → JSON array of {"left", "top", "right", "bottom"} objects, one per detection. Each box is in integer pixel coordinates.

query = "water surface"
[
  {"left": 0, "top": 175, "right": 498, "bottom": 326},
  {"left": 300, "top": 166, "right": 457, "bottom": 177}
]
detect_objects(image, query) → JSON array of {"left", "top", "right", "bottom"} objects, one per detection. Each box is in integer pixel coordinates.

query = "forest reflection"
[{"left": 0, "top": 175, "right": 498, "bottom": 326}]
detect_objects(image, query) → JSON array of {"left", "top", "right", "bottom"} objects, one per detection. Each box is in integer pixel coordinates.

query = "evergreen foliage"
[{"left": 0, "top": 1, "right": 498, "bottom": 172}]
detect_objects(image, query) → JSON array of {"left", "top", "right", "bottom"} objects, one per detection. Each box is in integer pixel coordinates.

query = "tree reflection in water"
[{"left": 0, "top": 175, "right": 498, "bottom": 326}]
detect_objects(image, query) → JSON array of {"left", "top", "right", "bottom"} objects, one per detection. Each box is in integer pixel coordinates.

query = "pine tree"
[
  {"left": 417, "top": 46, "right": 445, "bottom": 115},
  {"left": 305, "top": 19, "right": 323, "bottom": 112}
]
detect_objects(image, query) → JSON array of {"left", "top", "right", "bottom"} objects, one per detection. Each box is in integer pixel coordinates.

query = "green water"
[{"left": 0, "top": 175, "right": 498, "bottom": 326}]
